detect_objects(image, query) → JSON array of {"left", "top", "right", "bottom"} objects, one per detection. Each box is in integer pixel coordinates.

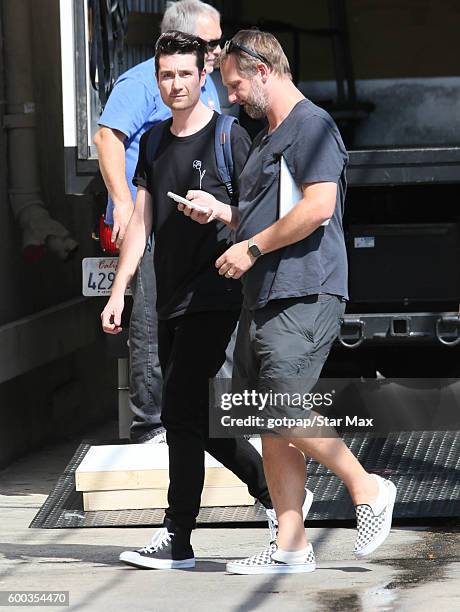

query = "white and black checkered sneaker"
[
  {"left": 354, "top": 474, "right": 397, "bottom": 558},
  {"left": 226, "top": 542, "right": 316, "bottom": 575}
]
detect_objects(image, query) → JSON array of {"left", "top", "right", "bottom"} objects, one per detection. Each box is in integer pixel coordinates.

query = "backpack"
[{"left": 145, "top": 114, "right": 237, "bottom": 198}]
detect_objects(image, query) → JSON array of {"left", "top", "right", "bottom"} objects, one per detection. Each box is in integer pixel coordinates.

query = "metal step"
[{"left": 30, "top": 431, "right": 460, "bottom": 528}]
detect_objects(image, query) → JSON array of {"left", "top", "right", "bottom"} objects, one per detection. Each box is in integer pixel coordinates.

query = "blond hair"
[{"left": 220, "top": 30, "right": 291, "bottom": 78}]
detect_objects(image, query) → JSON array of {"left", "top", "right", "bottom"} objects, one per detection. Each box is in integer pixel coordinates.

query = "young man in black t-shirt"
[{"left": 101, "top": 31, "right": 273, "bottom": 570}]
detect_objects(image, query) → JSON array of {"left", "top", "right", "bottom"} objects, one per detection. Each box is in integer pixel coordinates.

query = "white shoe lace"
[
  {"left": 140, "top": 527, "right": 173, "bottom": 554},
  {"left": 266, "top": 508, "right": 278, "bottom": 543}
]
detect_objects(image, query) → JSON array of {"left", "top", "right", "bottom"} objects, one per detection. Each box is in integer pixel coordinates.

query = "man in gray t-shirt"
[
  {"left": 180, "top": 30, "right": 396, "bottom": 575},
  {"left": 235, "top": 96, "right": 349, "bottom": 309}
]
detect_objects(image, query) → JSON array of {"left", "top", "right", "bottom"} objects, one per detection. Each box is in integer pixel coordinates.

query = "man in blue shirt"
[{"left": 94, "top": 0, "right": 223, "bottom": 443}]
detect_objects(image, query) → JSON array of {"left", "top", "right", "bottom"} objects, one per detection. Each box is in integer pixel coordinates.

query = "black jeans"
[{"left": 158, "top": 310, "right": 271, "bottom": 530}]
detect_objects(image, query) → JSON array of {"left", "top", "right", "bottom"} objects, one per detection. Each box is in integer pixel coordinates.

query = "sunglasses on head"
[{"left": 223, "top": 39, "right": 270, "bottom": 65}]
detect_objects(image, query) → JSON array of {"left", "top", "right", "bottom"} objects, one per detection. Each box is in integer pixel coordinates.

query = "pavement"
[{"left": 0, "top": 422, "right": 459, "bottom": 612}]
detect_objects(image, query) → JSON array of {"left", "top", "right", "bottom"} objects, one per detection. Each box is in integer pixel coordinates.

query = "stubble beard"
[{"left": 244, "top": 80, "right": 269, "bottom": 119}]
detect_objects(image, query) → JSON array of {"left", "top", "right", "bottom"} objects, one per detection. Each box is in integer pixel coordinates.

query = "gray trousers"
[
  {"left": 128, "top": 248, "right": 163, "bottom": 442},
  {"left": 234, "top": 294, "right": 345, "bottom": 421}
]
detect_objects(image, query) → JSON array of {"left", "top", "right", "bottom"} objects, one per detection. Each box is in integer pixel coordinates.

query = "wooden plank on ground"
[
  {"left": 83, "top": 486, "right": 254, "bottom": 511},
  {"left": 75, "top": 439, "right": 262, "bottom": 492}
]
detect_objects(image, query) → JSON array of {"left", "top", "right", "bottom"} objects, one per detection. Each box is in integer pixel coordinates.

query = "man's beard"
[{"left": 244, "top": 81, "right": 269, "bottom": 119}]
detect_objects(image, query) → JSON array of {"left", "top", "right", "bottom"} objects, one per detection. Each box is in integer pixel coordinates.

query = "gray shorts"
[{"left": 233, "top": 294, "right": 345, "bottom": 420}]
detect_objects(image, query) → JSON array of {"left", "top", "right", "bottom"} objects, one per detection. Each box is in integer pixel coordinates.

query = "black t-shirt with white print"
[{"left": 133, "top": 112, "right": 251, "bottom": 320}]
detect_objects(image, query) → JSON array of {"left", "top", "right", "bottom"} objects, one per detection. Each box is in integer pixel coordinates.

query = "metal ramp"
[{"left": 30, "top": 431, "right": 459, "bottom": 529}]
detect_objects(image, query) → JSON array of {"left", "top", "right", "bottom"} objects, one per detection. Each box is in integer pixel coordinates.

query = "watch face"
[{"left": 249, "top": 243, "right": 262, "bottom": 258}]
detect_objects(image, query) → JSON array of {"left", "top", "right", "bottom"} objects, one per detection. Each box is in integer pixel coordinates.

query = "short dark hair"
[{"left": 155, "top": 30, "right": 206, "bottom": 75}]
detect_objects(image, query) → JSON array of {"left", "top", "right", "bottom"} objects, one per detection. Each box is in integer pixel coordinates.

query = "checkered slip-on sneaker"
[
  {"left": 120, "top": 526, "right": 195, "bottom": 569},
  {"left": 354, "top": 475, "right": 397, "bottom": 558},
  {"left": 142, "top": 430, "right": 167, "bottom": 444},
  {"left": 226, "top": 542, "right": 316, "bottom": 575},
  {"left": 265, "top": 487, "right": 314, "bottom": 543}
]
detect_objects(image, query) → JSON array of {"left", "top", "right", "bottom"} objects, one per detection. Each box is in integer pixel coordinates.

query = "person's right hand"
[
  {"left": 111, "top": 203, "right": 133, "bottom": 247},
  {"left": 101, "top": 293, "right": 125, "bottom": 334}
]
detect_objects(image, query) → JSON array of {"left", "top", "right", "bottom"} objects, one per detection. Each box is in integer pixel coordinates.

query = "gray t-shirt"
[{"left": 235, "top": 98, "right": 349, "bottom": 310}]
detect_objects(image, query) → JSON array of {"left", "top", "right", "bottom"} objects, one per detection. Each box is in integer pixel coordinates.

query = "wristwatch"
[{"left": 248, "top": 237, "right": 264, "bottom": 259}]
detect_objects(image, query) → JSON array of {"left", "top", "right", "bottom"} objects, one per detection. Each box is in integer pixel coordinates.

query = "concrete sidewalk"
[{"left": 0, "top": 423, "right": 459, "bottom": 612}]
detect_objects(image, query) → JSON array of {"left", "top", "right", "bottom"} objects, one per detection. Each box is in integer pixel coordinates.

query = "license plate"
[{"left": 82, "top": 257, "right": 131, "bottom": 296}]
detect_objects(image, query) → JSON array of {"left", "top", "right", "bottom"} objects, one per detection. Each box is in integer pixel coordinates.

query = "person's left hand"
[
  {"left": 176, "top": 190, "right": 220, "bottom": 224},
  {"left": 215, "top": 241, "right": 256, "bottom": 279}
]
